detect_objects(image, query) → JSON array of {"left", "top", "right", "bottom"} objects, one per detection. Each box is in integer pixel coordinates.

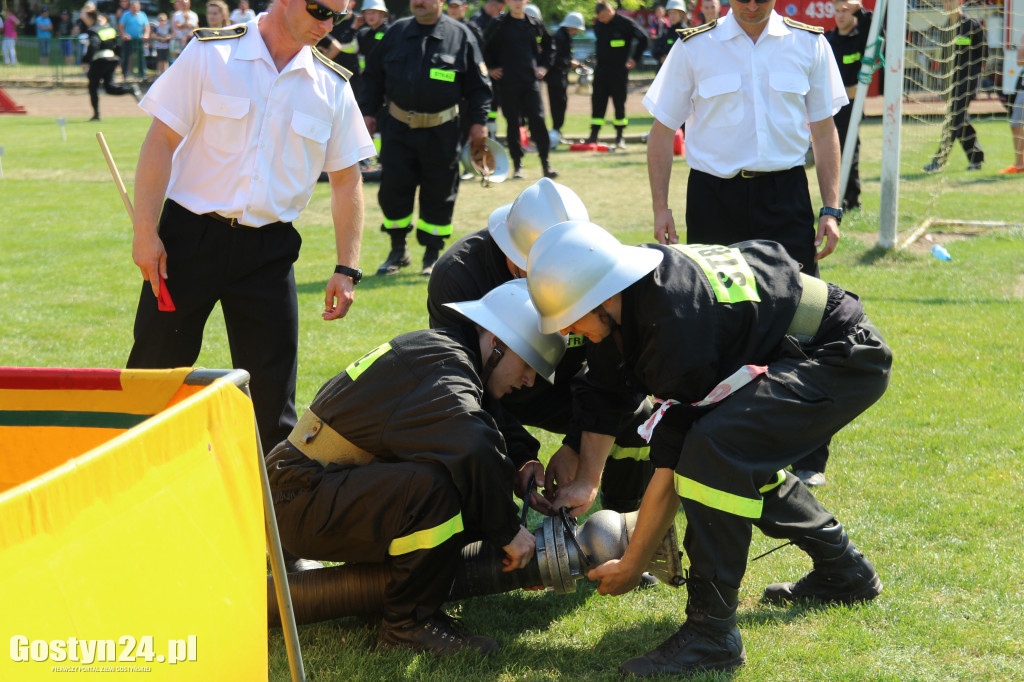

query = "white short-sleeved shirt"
[
  {"left": 140, "top": 18, "right": 375, "bottom": 227},
  {"left": 643, "top": 11, "right": 847, "bottom": 178}
]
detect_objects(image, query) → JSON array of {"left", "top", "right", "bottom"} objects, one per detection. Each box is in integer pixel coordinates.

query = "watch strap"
[{"left": 334, "top": 264, "right": 362, "bottom": 284}]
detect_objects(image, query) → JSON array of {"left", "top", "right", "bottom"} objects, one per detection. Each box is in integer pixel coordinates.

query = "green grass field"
[{"left": 1, "top": 114, "right": 1023, "bottom": 681}]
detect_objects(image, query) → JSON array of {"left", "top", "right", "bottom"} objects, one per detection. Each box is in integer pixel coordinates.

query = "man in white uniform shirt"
[
  {"left": 645, "top": 0, "right": 846, "bottom": 277},
  {"left": 126, "top": 0, "right": 375, "bottom": 485}
]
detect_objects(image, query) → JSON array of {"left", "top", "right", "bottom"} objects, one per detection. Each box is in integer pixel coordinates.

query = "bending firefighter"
[
  {"left": 527, "top": 222, "right": 892, "bottom": 676},
  {"left": 266, "top": 280, "right": 566, "bottom": 655}
]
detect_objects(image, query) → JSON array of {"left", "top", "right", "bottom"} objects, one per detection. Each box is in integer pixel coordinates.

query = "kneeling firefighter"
[
  {"left": 527, "top": 222, "right": 892, "bottom": 677},
  {"left": 265, "top": 280, "right": 566, "bottom": 655}
]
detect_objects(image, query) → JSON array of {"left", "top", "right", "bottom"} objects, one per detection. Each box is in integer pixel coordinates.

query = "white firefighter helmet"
[
  {"left": 361, "top": 0, "right": 387, "bottom": 11},
  {"left": 460, "top": 137, "right": 510, "bottom": 183},
  {"left": 489, "top": 177, "right": 589, "bottom": 270},
  {"left": 527, "top": 221, "right": 664, "bottom": 334},
  {"left": 560, "top": 11, "right": 585, "bottom": 30},
  {"left": 524, "top": 3, "right": 541, "bottom": 20},
  {"left": 487, "top": 201, "right": 514, "bottom": 239},
  {"left": 665, "top": 0, "right": 686, "bottom": 12},
  {"left": 548, "top": 129, "right": 561, "bottom": 150},
  {"left": 444, "top": 280, "right": 567, "bottom": 383}
]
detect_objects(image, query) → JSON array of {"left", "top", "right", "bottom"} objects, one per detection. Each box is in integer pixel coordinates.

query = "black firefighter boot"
[
  {"left": 762, "top": 521, "right": 882, "bottom": 605},
  {"left": 620, "top": 578, "right": 746, "bottom": 677},
  {"left": 376, "top": 229, "right": 411, "bottom": 276},
  {"left": 380, "top": 611, "right": 499, "bottom": 656},
  {"left": 585, "top": 124, "right": 601, "bottom": 145}
]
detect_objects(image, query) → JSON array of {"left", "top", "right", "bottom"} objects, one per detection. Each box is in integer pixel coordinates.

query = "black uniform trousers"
[
  {"left": 591, "top": 68, "right": 628, "bottom": 128},
  {"left": 498, "top": 79, "right": 550, "bottom": 165},
  {"left": 934, "top": 83, "right": 984, "bottom": 166},
  {"left": 677, "top": 318, "right": 892, "bottom": 589},
  {"left": 546, "top": 68, "right": 570, "bottom": 132},
  {"left": 126, "top": 199, "right": 301, "bottom": 452},
  {"left": 87, "top": 59, "right": 134, "bottom": 116},
  {"left": 833, "top": 101, "right": 861, "bottom": 210},
  {"left": 377, "top": 115, "right": 461, "bottom": 249},
  {"left": 687, "top": 166, "right": 835, "bottom": 473},
  {"left": 267, "top": 447, "right": 464, "bottom": 624}
]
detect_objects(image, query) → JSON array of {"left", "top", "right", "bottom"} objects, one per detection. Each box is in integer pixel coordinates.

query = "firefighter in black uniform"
[
  {"left": 267, "top": 281, "right": 565, "bottom": 655},
  {"left": 527, "top": 222, "right": 891, "bottom": 676},
  {"left": 359, "top": 0, "right": 492, "bottom": 277},
  {"left": 483, "top": 0, "right": 556, "bottom": 179},
  {"left": 650, "top": 0, "right": 686, "bottom": 67},
  {"left": 446, "top": 0, "right": 485, "bottom": 148},
  {"left": 80, "top": 8, "right": 139, "bottom": 121},
  {"left": 427, "top": 178, "right": 655, "bottom": 515},
  {"left": 923, "top": 0, "right": 986, "bottom": 173},
  {"left": 587, "top": 0, "right": 647, "bottom": 149},
  {"left": 319, "top": 12, "right": 362, "bottom": 91},
  {"left": 470, "top": 0, "right": 504, "bottom": 137},
  {"left": 825, "top": 0, "right": 873, "bottom": 210},
  {"left": 355, "top": 0, "right": 389, "bottom": 75},
  {"left": 546, "top": 11, "right": 583, "bottom": 142}
]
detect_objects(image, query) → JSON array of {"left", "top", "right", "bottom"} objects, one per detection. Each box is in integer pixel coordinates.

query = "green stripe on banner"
[
  {"left": 674, "top": 472, "right": 763, "bottom": 518},
  {"left": 0, "top": 411, "right": 149, "bottom": 429},
  {"left": 389, "top": 513, "right": 464, "bottom": 555}
]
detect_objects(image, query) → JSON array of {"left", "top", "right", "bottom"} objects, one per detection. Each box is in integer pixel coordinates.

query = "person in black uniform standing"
[
  {"left": 546, "top": 11, "right": 583, "bottom": 143},
  {"left": 267, "top": 281, "right": 565, "bottom": 655},
  {"left": 483, "top": 0, "right": 556, "bottom": 179},
  {"left": 428, "top": 178, "right": 656, "bottom": 515},
  {"left": 923, "top": 0, "right": 986, "bottom": 173},
  {"left": 359, "top": 0, "right": 492, "bottom": 277},
  {"left": 650, "top": 0, "right": 686, "bottom": 67},
  {"left": 825, "top": 0, "right": 872, "bottom": 210},
  {"left": 80, "top": 8, "right": 140, "bottom": 121},
  {"left": 355, "top": 0, "right": 389, "bottom": 74},
  {"left": 528, "top": 222, "right": 891, "bottom": 676},
  {"left": 446, "top": 0, "right": 484, "bottom": 150},
  {"left": 319, "top": 10, "right": 363, "bottom": 92},
  {"left": 587, "top": 0, "right": 647, "bottom": 149},
  {"left": 470, "top": 0, "right": 504, "bottom": 137}
]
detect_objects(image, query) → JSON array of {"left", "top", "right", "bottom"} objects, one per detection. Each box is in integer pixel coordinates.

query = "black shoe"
[
  {"left": 512, "top": 165, "right": 524, "bottom": 180},
  {"left": 762, "top": 521, "right": 882, "bottom": 605},
  {"left": 89, "top": 114, "right": 101, "bottom": 121},
  {"left": 421, "top": 247, "right": 440, "bottom": 276},
  {"left": 376, "top": 247, "right": 411, "bottom": 276},
  {"left": 793, "top": 469, "right": 827, "bottom": 487},
  {"left": 620, "top": 579, "right": 745, "bottom": 677},
  {"left": 542, "top": 162, "right": 559, "bottom": 179},
  {"left": 923, "top": 161, "right": 942, "bottom": 174},
  {"left": 966, "top": 162, "right": 983, "bottom": 171},
  {"left": 380, "top": 612, "right": 499, "bottom": 656}
]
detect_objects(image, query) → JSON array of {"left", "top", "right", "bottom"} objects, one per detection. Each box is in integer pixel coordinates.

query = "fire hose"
[{"left": 268, "top": 509, "right": 684, "bottom": 627}]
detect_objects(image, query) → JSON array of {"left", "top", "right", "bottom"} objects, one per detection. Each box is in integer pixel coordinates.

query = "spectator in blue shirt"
[
  {"left": 33, "top": 7, "right": 53, "bottom": 65},
  {"left": 118, "top": 0, "right": 149, "bottom": 78}
]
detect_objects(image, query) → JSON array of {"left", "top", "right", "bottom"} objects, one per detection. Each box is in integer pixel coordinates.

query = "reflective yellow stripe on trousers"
[
  {"left": 673, "top": 469, "right": 786, "bottom": 519},
  {"left": 388, "top": 512, "right": 464, "bottom": 555}
]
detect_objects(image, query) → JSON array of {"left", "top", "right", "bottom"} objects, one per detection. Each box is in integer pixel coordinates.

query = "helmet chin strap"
[{"left": 480, "top": 338, "right": 507, "bottom": 386}]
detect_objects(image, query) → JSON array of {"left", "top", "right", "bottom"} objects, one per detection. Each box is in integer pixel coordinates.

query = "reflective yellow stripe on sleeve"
[
  {"left": 674, "top": 472, "right": 763, "bottom": 518},
  {"left": 388, "top": 512, "right": 464, "bottom": 555},
  {"left": 345, "top": 342, "right": 392, "bottom": 381},
  {"left": 759, "top": 469, "right": 786, "bottom": 494}
]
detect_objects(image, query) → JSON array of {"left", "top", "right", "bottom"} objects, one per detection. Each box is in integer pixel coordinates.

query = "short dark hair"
[{"left": 595, "top": 1, "right": 613, "bottom": 14}]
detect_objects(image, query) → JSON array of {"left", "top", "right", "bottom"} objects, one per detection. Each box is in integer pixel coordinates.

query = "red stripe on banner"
[{"left": 0, "top": 368, "right": 124, "bottom": 391}]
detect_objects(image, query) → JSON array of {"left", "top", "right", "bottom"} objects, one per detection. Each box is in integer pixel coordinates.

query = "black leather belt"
[
  {"left": 203, "top": 212, "right": 287, "bottom": 229},
  {"left": 736, "top": 169, "right": 785, "bottom": 179}
]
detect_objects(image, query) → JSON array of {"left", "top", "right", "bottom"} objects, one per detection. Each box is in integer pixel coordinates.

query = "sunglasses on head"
[{"left": 305, "top": 0, "right": 349, "bottom": 24}]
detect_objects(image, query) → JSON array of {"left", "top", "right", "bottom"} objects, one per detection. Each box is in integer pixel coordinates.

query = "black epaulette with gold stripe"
[
  {"left": 783, "top": 17, "right": 824, "bottom": 34},
  {"left": 312, "top": 47, "right": 352, "bottom": 81},
  {"left": 676, "top": 20, "right": 716, "bottom": 42},
  {"left": 193, "top": 25, "right": 247, "bottom": 41}
]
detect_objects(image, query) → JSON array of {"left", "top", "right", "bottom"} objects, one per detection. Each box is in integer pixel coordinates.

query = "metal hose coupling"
[{"left": 268, "top": 508, "right": 684, "bottom": 627}]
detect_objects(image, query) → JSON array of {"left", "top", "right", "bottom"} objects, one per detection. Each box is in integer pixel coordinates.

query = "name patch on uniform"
[
  {"left": 671, "top": 244, "right": 761, "bottom": 304},
  {"left": 97, "top": 26, "right": 118, "bottom": 41},
  {"left": 609, "top": 39, "right": 626, "bottom": 47},
  {"left": 346, "top": 342, "right": 392, "bottom": 381},
  {"left": 430, "top": 68, "right": 456, "bottom": 82},
  {"left": 566, "top": 334, "right": 585, "bottom": 348},
  {"left": 954, "top": 36, "right": 971, "bottom": 45},
  {"left": 374, "top": 31, "right": 384, "bottom": 40},
  {"left": 843, "top": 51, "right": 861, "bottom": 64}
]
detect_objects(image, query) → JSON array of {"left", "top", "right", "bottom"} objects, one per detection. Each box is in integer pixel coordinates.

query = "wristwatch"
[
  {"left": 819, "top": 206, "right": 843, "bottom": 225},
  {"left": 334, "top": 264, "right": 362, "bottom": 284}
]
